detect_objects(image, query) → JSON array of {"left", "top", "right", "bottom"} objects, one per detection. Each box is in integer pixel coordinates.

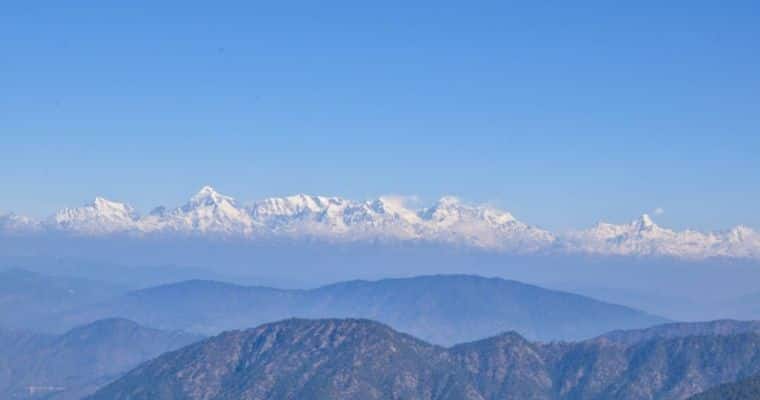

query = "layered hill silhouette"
[
  {"left": 0, "top": 318, "right": 201, "bottom": 400},
  {"left": 65, "top": 274, "right": 667, "bottom": 344},
  {"left": 89, "top": 318, "right": 760, "bottom": 400}
]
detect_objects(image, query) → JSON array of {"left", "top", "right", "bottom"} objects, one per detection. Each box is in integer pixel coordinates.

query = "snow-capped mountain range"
[
  {"left": 1, "top": 186, "right": 758, "bottom": 260},
  {"left": 563, "top": 214, "right": 760, "bottom": 260}
]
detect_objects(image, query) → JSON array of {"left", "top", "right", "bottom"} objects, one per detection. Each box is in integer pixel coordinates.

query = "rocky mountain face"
[
  {"left": 88, "top": 319, "right": 471, "bottom": 400},
  {"left": 0, "top": 318, "right": 202, "bottom": 400},
  {"left": 3, "top": 186, "right": 759, "bottom": 259},
  {"left": 60, "top": 275, "right": 667, "bottom": 344},
  {"left": 452, "top": 319, "right": 760, "bottom": 400},
  {"left": 88, "top": 318, "right": 760, "bottom": 400},
  {"left": 688, "top": 374, "right": 760, "bottom": 400}
]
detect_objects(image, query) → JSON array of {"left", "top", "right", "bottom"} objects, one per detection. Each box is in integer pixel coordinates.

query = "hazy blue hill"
[
  {"left": 299, "top": 274, "right": 667, "bottom": 343},
  {"left": 0, "top": 269, "right": 126, "bottom": 332},
  {"left": 96, "top": 280, "right": 300, "bottom": 333},
  {"left": 0, "top": 318, "right": 202, "bottom": 400},
  {"left": 65, "top": 274, "right": 667, "bottom": 344},
  {"left": 88, "top": 318, "right": 760, "bottom": 400}
]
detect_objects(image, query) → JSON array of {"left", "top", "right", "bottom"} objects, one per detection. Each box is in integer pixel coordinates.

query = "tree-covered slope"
[{"left": 89, "top": 318, "right": 760, "bottom": 400}]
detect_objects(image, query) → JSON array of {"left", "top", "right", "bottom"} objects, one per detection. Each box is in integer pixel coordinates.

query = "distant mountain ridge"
[
  {"left": 60, "top": 274, "right": 666, "bottom": 344},
  {"left": 0, "top": 269, "right": 126, "bottom": 332},
  {"left": 88, "top": 318, "right": 760, "bottom": 400},
  {"left": 2, "top": 186, "right": 759, "bottom": 260},
  {"left": 564, "top": 214, "right": 760, "bottom": 260}
]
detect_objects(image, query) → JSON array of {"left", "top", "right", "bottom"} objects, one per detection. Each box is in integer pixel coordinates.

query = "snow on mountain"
[
  {"left": 248, "top": 194, "right": 355, "bottom": 235},
  {"left": 26, "top": 187, "right": 554, "bottom": 250},
  {"left": 564, "top": 214, "right": 760, "bottom": 259},
  {"left": 139, "top": 186, "right": 254, "bottom": 235},
  {"left": 708, "top": 225, "right": 760, "bottom": 259},
  {"left": 0, "top": 212, "right": 39, "bottom": 233},
  {"left": 50, "top": 197, "right": 138, "bottom": 234},
  {"left": 248, "top": 194, "right": 553, "bottom": 248},
  {"left": 341, "top": 197, "right": 424, "bottom": 239},
  {"left": 2, "top": 187, "right": 759, "bottom": 259},
  {"left": 418, "top": 196, "right": 555, "bottom": 250},
  {"left": 248, "top": 194, "right": 429, "bottom": 240}
]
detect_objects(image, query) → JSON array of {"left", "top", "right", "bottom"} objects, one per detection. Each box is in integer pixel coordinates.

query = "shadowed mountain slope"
[
  {"left": 90, "top": 318, "right": 760, "bottom": 400},
  {"left": 88, "top": 319, "right": 472, "bottom": 400},
  {"left": 688, "top": 374, "right": 760, "bottom": 400},
  {"left": 597, "top": 319, "right": 760, "bottom": 345}
]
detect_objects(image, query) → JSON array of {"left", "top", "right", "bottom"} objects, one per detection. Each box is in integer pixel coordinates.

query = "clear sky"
[{"left": 2, "top": 1, "right": 759, "bottom": 231}]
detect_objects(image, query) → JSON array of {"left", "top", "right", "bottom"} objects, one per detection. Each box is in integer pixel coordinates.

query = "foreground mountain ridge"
[
  {"left": 88, "top": 318, "right": 760, "bottom": 400},
  {"left": 2, "top": 186, "right": 758, "bottom": 260}
]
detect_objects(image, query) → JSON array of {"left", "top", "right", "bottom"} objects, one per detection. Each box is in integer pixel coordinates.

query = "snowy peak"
[
  {"left": 185, "top": 186, "right": 234, "bottom": 209},
  {"left": 420, "top": 196, "right": 468, "bottom": 222},
  {"left": 144, "top": 186, "right": 254, "bottom": 235},
  {"left": 92, "top": 197, "right": 136, "bottom": 216},
  {"left": 52, "top": 197, "right": 138, "bottom": 234},
  {"left": 251, "top": 194, "right": 346, "bottom": 218},
  {"left": 181, "top": 186, "right": 243, "bottom": 218},
  {"left": 565, "top": 213, "right": 760, "bottom": 260},
  {"left": 249, "top": 194, "right": 355, "bottom": 235},
  {"left": 728, "top": 225, "right": 756, "bottom": 240},
  {"left": 414, "top": 196, "right": 552, "bottom": 250},
  {"left": 421, "top": 196, "right": 517, "bottom": 227},
  {"left": 421, "top": 196, "right": 462, "bottom": 214},
  {"left": 78, "top": 196, "right": 129, "bottom": 211},
  {"left": 434, "top": 195, "right": 461, "bottom": 207},
  {"left": 196, "top": 185, "right": 218, "bottom": 196},
  {"left": 633, "top": 214, "right": 656, "bottom": 231},
  {"left": 584, "top": 214, "right": 663, "bottom": 240},
  {"left": 717, "top": 225, "right": 760, "bottom": 258},
  {"left": 367, "top": 196, "right": 421, "bottom": 224}
]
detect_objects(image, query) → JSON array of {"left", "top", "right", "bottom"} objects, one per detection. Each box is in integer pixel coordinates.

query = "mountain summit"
[{"left": 52, "top": 197, "right": 138, "bottom": 233}]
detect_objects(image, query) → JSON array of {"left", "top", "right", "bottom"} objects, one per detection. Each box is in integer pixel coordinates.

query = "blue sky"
[{"left": 2, "top": 1, "right": 759, "bottom": 231}]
